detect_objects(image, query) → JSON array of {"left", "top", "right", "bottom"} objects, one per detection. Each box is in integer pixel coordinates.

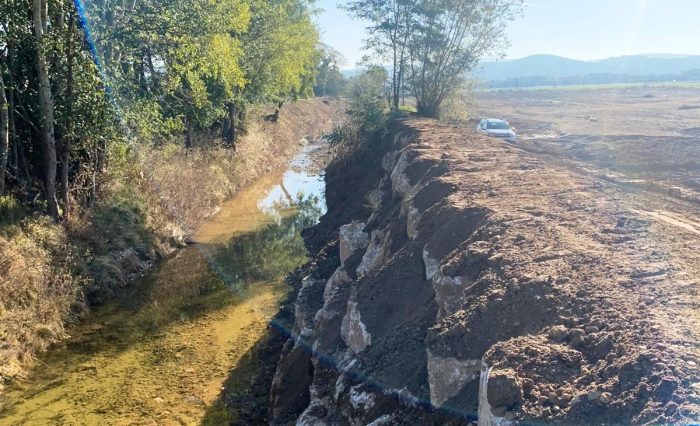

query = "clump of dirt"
[{"left": 269, "top": 117, "right": 700, "bottom": 425}]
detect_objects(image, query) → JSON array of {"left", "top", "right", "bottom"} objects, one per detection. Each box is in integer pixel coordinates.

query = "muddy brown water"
[{"left": 0, "top": 146, "right": 325, "bottom": 425}]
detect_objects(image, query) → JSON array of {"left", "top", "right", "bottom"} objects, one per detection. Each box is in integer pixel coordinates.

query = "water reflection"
[{"left": 209, "top": 194, "right": 324, "bottom": 289}]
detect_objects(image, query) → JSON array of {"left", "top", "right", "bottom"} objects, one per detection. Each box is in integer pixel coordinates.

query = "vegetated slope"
[
  {"left": 269, "top": 118, "right": 700, "bottom": 424},
  {"left": 0, "top": 98, "right": 345, "bottom": 389}
]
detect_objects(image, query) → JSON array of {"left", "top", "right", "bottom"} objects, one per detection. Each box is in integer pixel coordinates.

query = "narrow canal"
[{"left": 0, "top": 145, "right": 326, "bottom": 425}]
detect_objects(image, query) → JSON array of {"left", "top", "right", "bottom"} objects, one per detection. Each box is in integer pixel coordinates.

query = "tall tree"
[
  {"left": 314, "top": 45, "right": 347, "bottom": 97},
  {"left": 344, "top": 0, "right": 415, "bottom": 110},
  {"left": 0, "top": 56, "right": 8, "bottom": 194},
  {"left": 408, "top": 0, "right": 521, "bottom": 117},
  {"left": 32, "top": 0, "right": 59, "bottom": 218}
]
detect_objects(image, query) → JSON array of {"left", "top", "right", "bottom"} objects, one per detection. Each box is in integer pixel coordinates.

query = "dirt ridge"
[{"left": 269, "top": 118, "right": 699, "bottom": 424}]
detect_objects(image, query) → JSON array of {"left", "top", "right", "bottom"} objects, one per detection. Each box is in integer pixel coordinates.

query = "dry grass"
[
  {"left": 140, "top": 98, "right": 347, "bottom": 232},
  {"left": 0, "top": 218, "right": 87, "bottom": 385}
]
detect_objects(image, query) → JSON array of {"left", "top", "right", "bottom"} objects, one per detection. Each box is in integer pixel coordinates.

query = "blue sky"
[{"left": 315, "top": 0, "right": 700, "bottom": 68}]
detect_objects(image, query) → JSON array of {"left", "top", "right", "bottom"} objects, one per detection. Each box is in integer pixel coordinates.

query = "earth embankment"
[{"left": 269, "top": 117, "right": 700, "bottom": 424}]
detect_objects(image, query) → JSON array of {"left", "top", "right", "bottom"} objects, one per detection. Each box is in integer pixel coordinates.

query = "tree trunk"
[
  {"left": 184, "top": 115, "right": 193, "bottom": 149},
  {"left": 33, "top": 0, "right": 59, "bottom": 219},
  {"left": 59, "top": 8, "right": 77, "bottom": 218},
  {"left": 226, "top": 102, "right": 236, "bottom": 149},
  {"left": 270, "top": 100, "right": 283, "bottom": 123},
  {"left": 0, "top": 61, "right": 8, "bottom": 195},
  {"left": 7, "top": 34, "right": 19, "bottom": 178},
  {"left": 238, "top": 109, "right": 246, "bottom": 131}
]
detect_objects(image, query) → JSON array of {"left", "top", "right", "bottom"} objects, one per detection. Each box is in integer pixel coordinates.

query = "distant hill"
[{"left": 476, "top": 54, "right": 700, "bottom": 87}]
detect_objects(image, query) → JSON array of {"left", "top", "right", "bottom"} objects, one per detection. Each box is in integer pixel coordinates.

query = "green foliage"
[
  {"left": 238, "top": 0, "right": 320, "bottom": 106},
  {"left": 0, "top": 195, "right": 25, "bottom": 226},
  {"left": 214, "top": 194, "right": 322, "bottom": 284},
  {"left": 0, "top": 0, "right": 322, "bottom": 212},
  {"left": 326, "top": 67, "right": 388, "bottom": 147},
  {"left": 347, "top": 67, "right": 389, "bottom": 136},
  {"left": 344, "top": 0, "right": 523, "bottom": 117},
  {"left": 314, "top": 45, "right": 348, "bottom": 97}
]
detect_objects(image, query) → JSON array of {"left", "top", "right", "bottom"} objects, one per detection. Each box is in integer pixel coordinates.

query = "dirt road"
[{"left": 472, "top": 88, "right": 700, "bottom": 421}]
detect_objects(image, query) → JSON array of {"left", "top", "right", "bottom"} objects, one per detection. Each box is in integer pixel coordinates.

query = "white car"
[{"left": 477, "top": 118, "right": 517, "bottom": 143}]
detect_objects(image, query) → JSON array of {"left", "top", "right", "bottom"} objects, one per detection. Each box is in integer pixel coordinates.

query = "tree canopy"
[
  {"left": 0, "top": 0, "right": 321, "bottom": 219},
  {"left": 345, "top": 0, "right": 522, "bottom": 117}
]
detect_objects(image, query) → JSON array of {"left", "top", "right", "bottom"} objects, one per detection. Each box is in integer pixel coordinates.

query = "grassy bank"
[{"left": 0, "top": 98, "right": 345, "bottom": 388}]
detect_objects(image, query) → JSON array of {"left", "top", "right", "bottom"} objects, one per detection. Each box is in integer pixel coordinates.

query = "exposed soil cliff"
[{"left": 269, "top": 118, "right": 700, "bottom": 425}]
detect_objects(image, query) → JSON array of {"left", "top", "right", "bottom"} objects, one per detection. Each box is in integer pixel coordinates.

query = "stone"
[
  {"left": 339, "top": 221, "right": 369, "bottom": 265},
  {"left": 548, "top": 325, "right": 569, "bottom": 342},
  {"left": 655, "top": 377, "right": 679, "bottom": 402},
  {"left": 427, "top": 351, "right": 481, "bottom": 407},
  {"left": 341, "top": 297, "right": 372, "bottom": 353},
  {"left": 584, "top": 325, "right": 600, "bottom": 334},
  {"left": 487, "top": 254, "right": 505, "bottom": 266},
  {"left": 587, "top": 390, "right": 602, "bottom": 401},
  {"left": 599, "top": 392, "right": 612, "bottom": 404},
  {"left": 356, "top": 230, "right": 390, "bottom": 277},
  {"left": 491, "top": 406, "right": 507, "bottom": 417},
  {"left": 486, "top": 369, "right": 523, "bottom": 409}
]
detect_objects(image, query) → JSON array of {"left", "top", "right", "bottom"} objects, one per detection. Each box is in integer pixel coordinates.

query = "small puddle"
[{"left": 0, "top": 145, "right": 326, "bottom": 425}]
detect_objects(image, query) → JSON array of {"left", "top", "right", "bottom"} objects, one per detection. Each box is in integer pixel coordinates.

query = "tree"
[
  {"left": 0, "top": 56, "right": 7, "bottom": 195},
  {"left": 32, "top": 0, "right": 59, "bottom": 219},
  {"left": 344, "top": 0, "right": 416, "bottom": 111},
  {"left": 314, "top": 44, "right": 347, "bottom": 97},
  {"left": 345, "top": 0, "right": 521, "bottom": 118},
  {"left": 239, "top": 0, "right": 319, "bottom": 107},
  {"left": 0, "top": 0, "right": 321, "bottom": 218},
  {"left": 409, "top": 0, "right": 521, "bottom": 117}
]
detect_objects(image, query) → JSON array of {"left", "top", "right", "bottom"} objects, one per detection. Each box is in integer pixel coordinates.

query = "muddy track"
[{"left": 269, "top": 118, "right": 700, "bottom": 425}]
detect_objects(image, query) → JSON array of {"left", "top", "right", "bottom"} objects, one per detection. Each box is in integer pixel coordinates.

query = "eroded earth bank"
[{"left": 268, "top": 118, "right": 700, "bottom": 425}]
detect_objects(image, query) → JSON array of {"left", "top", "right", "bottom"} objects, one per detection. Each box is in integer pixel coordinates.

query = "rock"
[
  {"left": 569, "top": 328, "right": 586, "bottom": 346},
  {"left": 548, "top": 325, "right": 569, "bottom": 342},
  {"left": 587, "top": 390, "right": 602, "bottom": 401},
  {"left": 486, "top": 369, "right": 523, "bottom": 409},
  {"left": 664, "top": 401, "right": 679, "bottom": 416},
  {"left": 491, "top": 406, "right": 507, "bottom": 417},
  {"left": 487, "top": 254, "right": 505, "bottom": 267},
  {"left": 427, "top": 352, "right": 481, "bottom": 407},
  {"left": 339, "top": 221, "right": 369, "bottom": 265},
  {"left": 584, "top": 325, "right": 599, "bottom": 334},
  {"left": 356, "top": 230, "right": 390, "bottom": 277},
  {"left": 504, "top": 411, "right": 517, "bottom": 420},
  {"left": 340, "top": 297, "right": 372, "bottom": 353},
  {"left": 598, "top": 392, "right": 612, "bottom": 404}
]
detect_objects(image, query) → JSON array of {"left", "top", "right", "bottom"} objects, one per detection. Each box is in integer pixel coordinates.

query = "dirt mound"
[{"left": 269, "top": 118, "right": 700, "bottom": 424}]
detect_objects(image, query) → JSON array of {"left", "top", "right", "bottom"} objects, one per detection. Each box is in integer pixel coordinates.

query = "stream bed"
[{"left": 0, "top": 145, "right": 326, "bottom": 425}]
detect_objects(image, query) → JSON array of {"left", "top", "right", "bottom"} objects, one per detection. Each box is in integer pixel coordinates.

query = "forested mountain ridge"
[{"left": 477, "top": 54, "right": 700, "bottom": 87}]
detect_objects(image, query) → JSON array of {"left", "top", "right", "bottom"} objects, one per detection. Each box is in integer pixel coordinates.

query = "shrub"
[
  {"left": 326, "top": 67, "right": 389, "bottom": 148},
  {"left": 0, "top": 195, "right": 26, "bottom": 227}
]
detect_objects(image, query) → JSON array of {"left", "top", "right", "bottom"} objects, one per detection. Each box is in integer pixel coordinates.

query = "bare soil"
[{"left": 271, "top": 94, "right": 700, "bottom": 424}]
